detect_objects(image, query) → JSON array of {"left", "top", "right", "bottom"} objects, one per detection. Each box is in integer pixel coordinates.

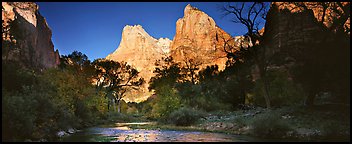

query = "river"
[{"left": 61, "top": 122, "right": 270, "bottom": 142}]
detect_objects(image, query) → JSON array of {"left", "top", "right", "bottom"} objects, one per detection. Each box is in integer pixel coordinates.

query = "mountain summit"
[
  {"left": 106, "top": 24, "right": 172, "bottom": 102},
  {"left": 170, "top": 4, "right": 234, "bottom": 71},
  {"left": 106, "top": 4, "right": 238, "bottom": 102}
]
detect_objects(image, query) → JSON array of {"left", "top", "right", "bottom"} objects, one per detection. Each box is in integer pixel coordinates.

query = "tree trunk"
[
  {"left": 107, "top": 99, "right": 110, "bottom": 111},
  {"left": 257, "top": 63, "right": 271, "bottom": 109},
  {"left": 117, "top": 99, "right": 121, "bottom": 113},
  {"left": 240, "top": 89, "right": 246, "bottom": 105},
  {"left": 113, "top": 99, "right": 116, "bottom": 112},
  {"left": 262, "top": 77, "right": 271, "bottom": 109},
  {"left": 238, "top": 76, "right": 246, "bottom": 105},
  {"left": 304, "top": 88, "right": 316, "bottom": 106}
]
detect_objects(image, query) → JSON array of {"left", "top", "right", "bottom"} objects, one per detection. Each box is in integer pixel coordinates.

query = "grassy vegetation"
[{"left": 166, "top": 107, "right": 206, "bottom": 126}]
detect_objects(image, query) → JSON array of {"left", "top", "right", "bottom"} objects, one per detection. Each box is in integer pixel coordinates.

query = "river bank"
[
  {"left": 128, "top": 104, "right": 350, "bottom": 142},
  {"left": 56, "top": 103, "right": 349, "bottom": 142}
]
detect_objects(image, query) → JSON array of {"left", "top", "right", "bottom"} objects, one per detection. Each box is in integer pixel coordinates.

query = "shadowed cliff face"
[
  {"left": 2, "top": 2, "right": 60, "bottom": 69},
  {"left": 261, "top": 2, "right": 350, "bottom": 66}
]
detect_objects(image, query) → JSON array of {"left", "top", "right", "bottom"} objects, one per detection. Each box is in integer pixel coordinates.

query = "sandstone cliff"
[
  {"left": 170, "top": 4, "right": 236, "bottom": 71},
  {"left": 2, "top": 2, "right": 60, "bottom": 69},
  {"left": 262, "top": 2, "right": 350, "bottom": 58},
  {"left": 106, "top": 4, "right": 247, "bottom": 102},
  {"left": 106, "top": 25, "right": 172, "bottom": 102},
  {"left": 273, "top": 2, "right": 350, "bottom": 33},
  {"left": 255, "top": 2, "right": 350, "bottom": 82}
]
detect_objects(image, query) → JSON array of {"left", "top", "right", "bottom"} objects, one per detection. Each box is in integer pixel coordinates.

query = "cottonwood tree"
[
  {"left": 181, "top": 57, "right": 202, "bottom": 84},
  {"left": 149, "top": 56, "right": 182, "bottom": 90},
  {"left": 221, "top": 2, "right": 272, "bottom": 108},
  {"left": 93, "top": 59, "right": 144, "bottom": 113}
]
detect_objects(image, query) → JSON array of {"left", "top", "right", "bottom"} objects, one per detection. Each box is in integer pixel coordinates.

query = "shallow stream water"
[{"left": 62, "top": 122, "right": 267, "bottom": 142}]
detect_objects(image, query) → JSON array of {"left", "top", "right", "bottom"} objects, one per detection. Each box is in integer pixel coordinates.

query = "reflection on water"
[
  {"left": 107, "top": 129, "right": 242, "bottom": 142},
  {"left": 62, "top": 122, "right": 247, "bottom": 142}
]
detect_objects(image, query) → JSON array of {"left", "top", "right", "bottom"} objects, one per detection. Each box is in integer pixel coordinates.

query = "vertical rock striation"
[
  {"left": 2, "top": 2, "right": 60, "bottom": 69},
  {"left": 170, "top": 4, "right": 236, "bottom": 71}
]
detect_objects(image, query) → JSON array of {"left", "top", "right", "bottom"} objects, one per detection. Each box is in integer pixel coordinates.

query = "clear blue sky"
[{"left": 37, "top": 2, "right": 267, "bottom": 61}]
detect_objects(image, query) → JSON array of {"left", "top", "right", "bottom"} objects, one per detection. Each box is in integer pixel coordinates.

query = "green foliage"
[
  {"left": 249, "top": 111, "right": 292, "bottom": 138},
  {"left": 176, "top": 82, "right": 232, "bottom": 111},
  {"left": 167, "top": 107, "right": 206, "bottom": 126},
  {"left": 253, "top": 69, "right": 305, "bottom": 107},
  {"left": 2, "top": 51, "right": 107, "bottom": 141},
  {"left": 125, "top": 103, "right": 139, "bottom": 115},
  {"left": 2, "top": 61, "right": 37, "bottom": 92},
  {"left": 92, "top": 59, "right": 144, "bottom": 113},
  {"left": 150, "top": 85, "right": 181, "bottom": 119},
  {"left": 2, "top": 90, "right": 38, "bottom": 140},
  {"left": 149, "top": 56, "right": 182, "bottom": 90}
]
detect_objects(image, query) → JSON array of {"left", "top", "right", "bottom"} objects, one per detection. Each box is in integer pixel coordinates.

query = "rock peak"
[
  {"left": 125, "top": 24, "right": 142, "bottom": 28},
  {"left": 106, "top": 24, "right": 171, "bottom": 102},
  {"left": 123, "top": 24, "right": 145, "bottom": 31},
  {"left": 121, "top": 24, "right": 151, "bottom": 40},
  {"left": 185, "top": 4, "right": 192, "bottom": 9},
  {"left": 184, "top": 4, "right": 199, "bottom": 16},
  {"left": 171, "top": 2, "right": 234, "bottom": 72}
]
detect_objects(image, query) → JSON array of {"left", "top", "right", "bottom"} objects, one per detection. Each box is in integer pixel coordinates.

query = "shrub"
[
  {"left": 167, "top": 107, "right": 206, "bottom": 126},
  {"left": 233, "top": 116, "right": 251, "bottom": 127},
  {"left": 105, "top": 112, "right": 138, "bottom": 122},
  {"left": 176, "top": 82, "right": 232, "bottom": 112},
  {"left": 2, "top": 91, "right": 37, "bottom": 141},
  {"left": 249, "top": 111, "right": 292, "bottom": 138},
  {"left": 150, "top": 85, "right": 181, "bottom": 119}
]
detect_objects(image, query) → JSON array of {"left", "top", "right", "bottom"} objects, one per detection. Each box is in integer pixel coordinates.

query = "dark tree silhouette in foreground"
[
  {"left": 181, "top": 58, "right": 201, "bottom": 84},
  {"left": 221, "top": 2, "right": 272, "bottom": 108},
  {"left": 149, "top": 56, "right": 182, "bottom": 91}
]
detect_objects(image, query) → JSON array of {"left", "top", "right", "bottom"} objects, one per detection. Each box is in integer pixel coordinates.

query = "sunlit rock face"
[
  {"left": 106, "top": 4, "right": 245, "bottom": 102},
  {"left": 273, "top": 2, "right": 350, "bottom": 33},
  {"left": 170, "top": 4, "right": 236, "bottom": 71},
  {"left": 106, "top": 25, "right": 172, "bottom": 102},
  {"left": 2, "top": 2, "right": 60, "bottom": 69}
]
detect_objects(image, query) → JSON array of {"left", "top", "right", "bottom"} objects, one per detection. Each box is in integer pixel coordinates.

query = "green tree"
[
  {"left": 92, "top": 59, "right": 144, "bottom": 113},
  {"left": 148, "top": 56, "right": 183, "bottom": 119},
  {"left": 150, "top": 85, "right": 181, "bottom": 119},
  {"left": 149, "top": 56, "right": 182, "bottom": 90}
]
